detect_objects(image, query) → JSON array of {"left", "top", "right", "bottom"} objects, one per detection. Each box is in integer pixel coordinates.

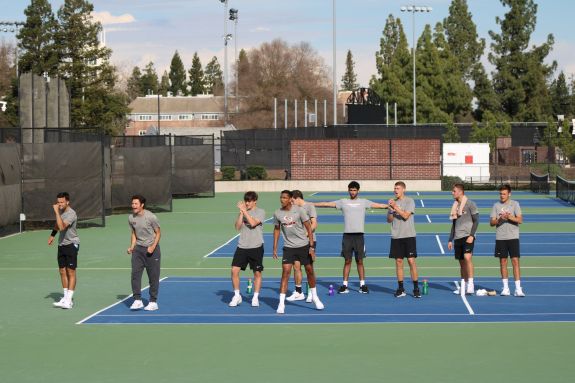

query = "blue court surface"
[
  {"left": 207, "top": 232, "right": 575, "bottom": 257},
  {"left": 79, "top": 276, "right": 575, "bottom": 324},
  {"left": 313, "top": 213, "right": 575, "bottom": 224}
]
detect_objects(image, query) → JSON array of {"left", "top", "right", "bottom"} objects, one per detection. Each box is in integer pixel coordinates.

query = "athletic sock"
[
  {"left": 502, "top": 278, "right": 509, "bottom": 289},
  {"left": 253, "top": 292, "right": 259, "bottom": 299},
  {"left": 310, "top": 287, "right": 317, "bottom": 299},
  {"left": 360, "top": 280, "right": 365, "bottom": 287},
  {"left": 295, "top": 285, "right": 302, "bottom": 294},
  {"left": 515, "top": 280, "right": 521, "bottom": 289},
  {"left": 67, "top": 290, "right": 74, "bottom": 301},
  {"left": 413, "top": 280, "right": 419, "bottom": 289},
  {"left": 468, "top": 278, "right": 474, "bottom": 285},
  {"left": 63, "top": 288, "right": 68, "bottom": 297},
  {"left": 279, "top": 293, "right": 286, "bottom": 304},
  {"left": 234, "top": 289, "right": 240, "bottom": 297},
  {"left": 343, "top": 280, "right": 348, "bottom": 287},
  {"left": 398, "top": 281, "right": 404, "bottom": 290}
]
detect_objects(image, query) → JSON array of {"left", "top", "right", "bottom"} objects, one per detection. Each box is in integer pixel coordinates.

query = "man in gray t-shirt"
[
  {"left": 490, "top": 184, "right": 525, "bottom": 297},
  {"left": 285, "top": 190, "right": 318, "bottom": 303},
  {"left": 273, "top": 190, "right": 324, "bottom": 314},
  {"left": 387, "top": 181, "right": 420, "bottom": 298},
  {"left": 229, "top": 191, "right": 266, "bottom": 308},
  {"left": 314, "top": 181, "right": 388, "bottom": 294},
  {"left": 447, "top": 184, "right": 479, "bottom": 295},
  {"left": 127, "top": 195, "right": 162, "bottom": 311},
  {"left": 48, "top": 192, "right": 80, "bottom": 309}
]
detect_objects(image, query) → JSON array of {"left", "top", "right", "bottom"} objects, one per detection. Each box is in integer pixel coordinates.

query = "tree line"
[{"left": 1, "top": 0, "right": 575, "bottom": 139}]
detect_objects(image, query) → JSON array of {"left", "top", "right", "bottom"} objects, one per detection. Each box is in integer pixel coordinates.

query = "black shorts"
[
  {"left": 57, "top": 243, "right": 79, "bottom": 269},
  {"left": 495, "top": 239, "right": 520, "bottom": 258},
  {"left": 389, "top": 237, "right": 417, "bottom": 259},
  {"left": 341, "top": 233, "right": 366, "bottom": 260},
  {"left": 453, "top": 237, "right": 474, "bottom": 260},
  {"left": 293, "top": 242, "right": 317, "bottom": 265},
  {"left": 282, "top": 245, "right": 312, "bottom": 266},
  {"left": 232, "top": 245, "right": 264, "bottom": 272}
]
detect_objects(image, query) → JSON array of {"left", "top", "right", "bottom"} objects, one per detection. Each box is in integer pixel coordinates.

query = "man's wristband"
[{"left": 50, "top": 230, "right": 58, "bottom": 237}]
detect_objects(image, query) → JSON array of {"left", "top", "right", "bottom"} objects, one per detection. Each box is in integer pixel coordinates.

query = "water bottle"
[
  {"left": 422, "top": 279, "right": 429, "bottom": 295},
  {"left": 247, "top": 278, "right": 253, "bottom": 295},
  {"left": 328, "top": 284, "right": 334, "bottom": 296}
]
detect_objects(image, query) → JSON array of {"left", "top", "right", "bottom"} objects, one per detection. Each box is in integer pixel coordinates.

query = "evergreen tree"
[
  {"left": 443, "top": 0, "right": 485, "bottom": 80},
  {"left": 17, "top": 0, "right": 59, "bottom": 76},
  {"left": 550, "top": 71, "right": 572, "bottom": 118},
  {"left": 168, "top": 51, "right": 187, "bottom": 96},
  {"left": 140, "top": 62, "right": 158, "bottom": 95},
  {"left": 488, "top": 0, "right": 555, "bottom": 121},
  {"left": 370, "top": 15, "right": 412, "bottom": 123},
  {"left": 159, "top": 70, "right": 170, "bottom": 97},
  {"left": 469, "top": 112, "right": 509, "bottom": 152},
  {"left": 126, "top": 66, "right": 142, "bottom": 101},
  {"left": 56, "top": 0, "right": 128, "bottom": 132},
  {"left": 341, "top": 50, "right": 358, "bottom": 90},
  {"left": 443, "top": 120, "right": 461, "bottom": 143},
  {"left": 237, "top": 49, "right": 250, "bottom": 93},
  {"left": 187, "top": 52, "right": 205, "bottom": 96},
  {"left": 204, "top": 56, "right": 223, "bottom": 95},
  {"left": 471, "top": 63, "right": 501, "bottom": 121}
]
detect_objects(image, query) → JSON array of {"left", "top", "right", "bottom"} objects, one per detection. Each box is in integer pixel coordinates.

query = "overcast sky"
[{"left": 2, "top": 0, "right": 573, "bottom": 87}]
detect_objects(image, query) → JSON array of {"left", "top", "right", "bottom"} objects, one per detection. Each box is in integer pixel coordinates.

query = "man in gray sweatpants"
[{"left": 127, "top": 195, "right": 162, "bottom": 311}]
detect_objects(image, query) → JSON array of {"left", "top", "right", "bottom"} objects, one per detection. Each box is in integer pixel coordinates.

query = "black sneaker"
[
  {"left": 338, "top": 285, "right": 349, "bottom": 294},
  {"left": 359, "top": 285, "right": 369, "bottom": 294},
  {"left": 413, "top": 288, "right": 421, "bottom": 298},
  {"left": 394, "top": 288, "right": 406, "bottom": 298}
]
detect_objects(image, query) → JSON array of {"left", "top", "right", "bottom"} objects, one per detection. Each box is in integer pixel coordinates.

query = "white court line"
[
  {"left": 76, "top": 277, "right": 168, "bottom": 325},
  {"left": 435, "top": 235, "right": 445, "bottom": 254},
  {"left": 203, "top": 234, "right": 240, "bottom": 258},
  {"left": 426, "top": 214, "right": 431, "bottom": 223},
  {"left": 454, "top": 281, "right": 475, "bottom": 315},
  {"left": 420, "top": 199, "right": 425, "bottom": 207},
  {"left": 308, "top": 192, "right": 318, "bottom": 196},
  {"left": 0, "top": 232, "right": 23, "bottom": 240},
  {"left": 417, "top": 192, "right": 420, "bottom": 196}
]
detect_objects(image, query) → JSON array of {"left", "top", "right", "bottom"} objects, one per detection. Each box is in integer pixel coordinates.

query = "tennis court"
[{"left": 1, "top": 190, "right": 575, "bottom": 382}]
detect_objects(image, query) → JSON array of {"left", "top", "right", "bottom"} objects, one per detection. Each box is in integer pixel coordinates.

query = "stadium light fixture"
[{"left": 400, "top": 5, "right": 432, "bottom": 125}]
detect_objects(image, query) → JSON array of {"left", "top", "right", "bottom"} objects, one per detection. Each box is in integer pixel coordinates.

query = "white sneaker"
[
  {"left": 453, "top": 289, "right": 461, "bottom": 295},
  {"left": 276, "top": 303, "right": 285, "bottom": 314},
  {"left": 130, "top": 299, "right": 144, "bottom": 310},
  {"left": 286, "top": 291, "right": 305, "bottom": 301},
  {"left": 53, "top": 298, "right": 65, "bottom": 307},
  {"left": 306, "top": 294, "right": 313, "bottom": 303},
  {"left": 514, "top": 288, "right": 526, "bottom": 297},
  {"left": 312, "top": 297, "right": 324, "bottom": 310},
  {"left": 144, "top": 302, "right": 159, "bottom": 311},
  {"left": 500, "top": 287, "right": 511, "bottom": 296},
  {"left": 466, "top": 284, "right": 475, "bottom": 295},
  {"left": 61, "top": 300, "right": 73, "bottom": 309},
  {"left": 251, "top": 296, "right": 259, "bottom": 307},
  {"left": 229, "top": 295, "right": 242, "bottom": 307}
]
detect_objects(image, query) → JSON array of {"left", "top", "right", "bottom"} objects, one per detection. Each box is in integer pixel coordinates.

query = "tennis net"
[
  {"left": 556, "top": 175, "right": 575, "bottom": 205},
  {"left": 530, "top": 171, "right": 550, "bottom": 194}
]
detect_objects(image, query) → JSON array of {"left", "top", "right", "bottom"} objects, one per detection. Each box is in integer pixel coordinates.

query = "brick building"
[{"left": 125, "top": 95, "right": 227, "bottom": 136}]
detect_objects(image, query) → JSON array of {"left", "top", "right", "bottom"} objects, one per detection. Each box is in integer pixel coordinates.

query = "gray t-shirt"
[
  {"left": 490, "top": 200, "right": 522, "bottom": 240},
  {"left": 59, "top": 207, "right": 79, "bottom": 246},
  {"left": 302, "top": 202, "right": 317, "bottom": 241},
  {"left": 452, "top": 200, "right": 479, "bottom": 240},
  {"left": 274, "top": 205, "right": 310, "bottom": 248},
  {"left": 389, "top": 197, "right": 416, "bottom": 239},
  {"left": 128, "top": 209, "right": 160, "bottom": 247},
  {"left": 238, "top": 207, "right": 266, "bottom": 249},
  {"left": 334, "top": 198, "right": 374, "bottom": 233}
]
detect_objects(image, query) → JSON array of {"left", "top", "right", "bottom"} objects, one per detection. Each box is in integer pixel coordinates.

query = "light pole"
[
  {"left": 219, "top": 0, "right": 229, "bottom": 126},
  {"left": 229, "top": 8, "right": 239, "bottom": 113},
  {"left": 400, "top": 5, "right": 432, "bottom": 125},
  {"left": 0, "top": 21, "right": 25, "bottom": 75},
  {"left": 332, "top": 0, "right": 337, "bottom": 125}
]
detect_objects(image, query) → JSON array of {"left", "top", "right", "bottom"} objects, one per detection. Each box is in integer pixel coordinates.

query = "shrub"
[
  {"left": 246, "top": 165, "right": 267, "bottom": 180},
  {"left": 221, "top": 166, "right": 236, "bottom": 181},
  {"left": 441, "top": 175, "right": 463, "bottom": 191}
]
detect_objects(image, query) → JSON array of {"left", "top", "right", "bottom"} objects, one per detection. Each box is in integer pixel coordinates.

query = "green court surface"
[{"left": 1, "top": 191, "right": 575, "bottom": 382}]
